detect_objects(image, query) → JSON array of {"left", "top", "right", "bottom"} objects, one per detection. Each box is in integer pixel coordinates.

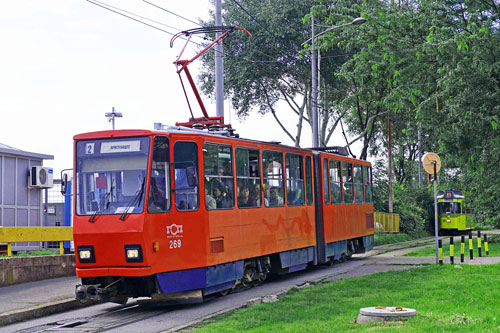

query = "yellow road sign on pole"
[{"left": 422, "top": 152, "right": 441, "bottom": 174}]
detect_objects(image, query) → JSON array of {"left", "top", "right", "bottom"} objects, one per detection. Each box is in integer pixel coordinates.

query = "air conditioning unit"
[{"left": 29, "top": 166, "right": 54, "bottom": 188}]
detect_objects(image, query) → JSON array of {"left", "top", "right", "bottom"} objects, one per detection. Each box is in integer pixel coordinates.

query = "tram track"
[{"left": 13, "top": 302, "right": 168, "bottom": 333}]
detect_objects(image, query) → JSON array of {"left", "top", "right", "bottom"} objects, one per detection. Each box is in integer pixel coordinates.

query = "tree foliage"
[
  {"left": 199, "top": 0, "right": 500, "bottom": 229},
  {"left": 322, "top": 0, "right": 500, "bottom": 228},
  {"left": 199, "top": 0, "right": 354, "bottom": 147}
]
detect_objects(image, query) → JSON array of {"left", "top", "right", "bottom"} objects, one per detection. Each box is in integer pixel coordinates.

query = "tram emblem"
[{"left": 166, "top": 224, "right": 183, "bottom": 237}]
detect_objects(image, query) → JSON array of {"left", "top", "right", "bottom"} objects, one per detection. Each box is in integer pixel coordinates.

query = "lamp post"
[
  {"left": 105, "top": 107, "right": 123, "bottom": 130},
  {"left": 302, "top": 17, "right": 367, "bottom": 148}
]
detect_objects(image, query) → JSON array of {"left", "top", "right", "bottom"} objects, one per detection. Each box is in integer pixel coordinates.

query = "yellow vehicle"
[{"left": 437, "top": 190, "right": 473, "bottom": 235}]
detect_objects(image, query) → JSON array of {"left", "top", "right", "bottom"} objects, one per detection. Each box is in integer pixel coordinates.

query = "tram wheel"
[{"left": 219, "top": 289, "right": 230, "bottom": 296}]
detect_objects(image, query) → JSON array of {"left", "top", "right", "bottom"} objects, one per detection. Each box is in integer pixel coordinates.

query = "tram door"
[
  {"left": 173, "top": 141, "right": 199, "bottom": 211},
  {"left": 168, "top": 140, "right": 206, "bottom": 267}
]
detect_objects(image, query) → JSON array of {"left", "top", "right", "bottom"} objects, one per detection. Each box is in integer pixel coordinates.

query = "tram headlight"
[
  {"left": 79, "top": 250, "right": 91, "bottom": 259},
  {"left": 124, "top": 244, "right": 143, "bottom": 263},
  {"left": 77, "top": 245, "right": 96, "bottom": 263},
  {"left": 127, "top": 249, "right": 139, "bottom": 258}
]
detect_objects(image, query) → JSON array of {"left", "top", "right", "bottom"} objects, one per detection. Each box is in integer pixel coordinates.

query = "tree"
[{"left": 199, "top": 0, "right": 351, "bottom": 148}]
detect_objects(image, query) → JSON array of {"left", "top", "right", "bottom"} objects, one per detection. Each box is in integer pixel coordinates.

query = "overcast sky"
[{"left": 0, "top": 0, "right": 355, "bottom": 177}]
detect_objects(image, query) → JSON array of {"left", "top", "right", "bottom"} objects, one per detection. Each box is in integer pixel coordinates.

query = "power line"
[
  {"left": 91, "top": 0, "right": 194, "bottom": 35},
  {"left": 85, "top": 0, "right": 203, "bottom": 46},
  {"left": 142, "top": 0, "right": 203, "bottom": 27}
]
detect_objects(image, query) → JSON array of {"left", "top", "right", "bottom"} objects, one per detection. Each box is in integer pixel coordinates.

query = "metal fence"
[
  {"left": 374, "top": 212, "right": 400, "bottom": 233},
  {"left": 0, "top": 227, "right": 73, "bottom": 257}
]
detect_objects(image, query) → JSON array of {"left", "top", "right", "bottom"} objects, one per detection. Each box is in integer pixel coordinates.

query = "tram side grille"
[
  {"left": 366, "top": 212, "right": 374, "bottom": 229},
  {"left": 210, "top": 238, "right": 224, "bottom": 253}
]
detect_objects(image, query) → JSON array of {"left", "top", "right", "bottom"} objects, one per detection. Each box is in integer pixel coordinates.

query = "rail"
[
  {"left": 374, "top": 212, "right": 400, "bottom": 233},
  {"left": 0, "top": 227, "right": 73, "bottom": 257}
]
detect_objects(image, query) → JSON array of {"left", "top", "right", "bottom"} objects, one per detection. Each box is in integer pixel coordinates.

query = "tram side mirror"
[
  {"left": 61, "top": 173, "right": 68, "bottom": 195},
  {"left": 186, "top": 166, "right": 198, "bottom": 187}
]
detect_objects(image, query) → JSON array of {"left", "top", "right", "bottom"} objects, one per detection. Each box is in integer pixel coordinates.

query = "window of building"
[
  {"left": 285, "top": 153, "right": 304, "bottom": 206},
  {"left": 203, "top": 143, "right": 234, "bottom": 210},
  {"left": 305, "top": 156, "right": 313, "bottom": 205},
  {"left": 329, "top": 159, "right": 342, "bottom": 204},
  {"left": 262, "top": 150, "right": 284, "bottom": 207},
  {"left": 236, "top": 148, "right": 261, "bottom": 208},
  {"left": 148, "top": 136, "right": 170, "bottom": 213},
  {"left": 323, "top": 158, "right": 330, "bottom": 205},
  {"left": 354, "top": 164, "right": 363, "bottom": 203},
  {"left": 174, "top": 141, "right": 199, "bottom": 211},
  {"left": 342, "top": 162, "right": 353, "bottom": 204}
]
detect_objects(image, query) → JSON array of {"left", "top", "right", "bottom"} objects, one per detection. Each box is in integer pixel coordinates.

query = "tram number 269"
[{"left": 169, "top": 239, "right": 182, "bottom": 249}]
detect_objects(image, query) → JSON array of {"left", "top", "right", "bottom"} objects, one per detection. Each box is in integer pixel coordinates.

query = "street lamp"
[
  {"left": 105, "top": 107, "right": 123, "bottom": 130},
  {"left": 302, "top": 17, "right": 367, "bottom": 148}
]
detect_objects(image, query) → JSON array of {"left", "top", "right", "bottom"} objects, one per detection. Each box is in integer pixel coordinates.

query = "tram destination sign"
[{"left": 100, "top": 140, "right": 141, "bottom": 154}]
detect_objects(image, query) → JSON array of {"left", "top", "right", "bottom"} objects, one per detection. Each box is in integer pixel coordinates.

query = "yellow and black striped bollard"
[
  {"left": 438, "top": 239, "right": 443, "bottom": 266},
  {"left": 484, "top": 234, "right": 489, "bottom": 256},
  {"left": 450, "top": 237, "right": 454, "bottom": 265},
  {"left": 469, "top": 231, "right": 474, "bottom": 260},
  {"left": 477, "top": 231, "right": 482, "bottom": 257},
  {"left": 461, "top": 235, "right": 465, "bottom": 263}
]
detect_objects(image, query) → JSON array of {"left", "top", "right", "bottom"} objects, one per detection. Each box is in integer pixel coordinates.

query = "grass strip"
[
  {"left": 404, "top": 241, "right": 500, "bottom": 257},
  {"left": 196, "top": 264, "right": 500, "bottom": 332}
]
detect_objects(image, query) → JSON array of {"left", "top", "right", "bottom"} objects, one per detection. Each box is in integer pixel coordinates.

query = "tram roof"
[
  {"left": 437, "top": 190, "right": 465, "bottom": 200},
  {"left": 74, "top": 127, "right": 368, "bottom": 163}
]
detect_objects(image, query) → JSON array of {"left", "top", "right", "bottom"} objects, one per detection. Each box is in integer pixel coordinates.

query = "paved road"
[{"left": 2, "top": 237, "right": 499, "bottom": 333}]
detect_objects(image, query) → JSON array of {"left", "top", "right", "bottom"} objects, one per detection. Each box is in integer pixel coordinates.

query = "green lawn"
[
  {"left": 404, "top": 239, "right": 500, "bottom": 257},
  {"left": 0, "top": 249, "right": 59, "bottom": 258},
  {"left": 195, "top": 264, "right": 500, "bottom": 332},
  {"left": 374, "top": 233, "right": 417, "bottom": 246}
]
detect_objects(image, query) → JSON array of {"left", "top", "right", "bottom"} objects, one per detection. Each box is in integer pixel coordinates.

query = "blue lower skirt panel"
[
  {"left": 325, "top": 240, "right": 347, "bottom": 258},
  {"left": 157, "top": 260, "right": 244, "bottom": 295},
  {"left": 363, "top": 234, "right": 374, "bottom": 251},
  {"left": 279, "top": 247, "right": 315, "bottom": 268}
]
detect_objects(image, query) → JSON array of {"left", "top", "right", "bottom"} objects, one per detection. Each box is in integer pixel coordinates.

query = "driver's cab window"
[
  {"left": 148, "top": 136, "right": 170, "bottom": 213},
  {"left": 174, "top": 141, "right": 199, "bottom": 211}
]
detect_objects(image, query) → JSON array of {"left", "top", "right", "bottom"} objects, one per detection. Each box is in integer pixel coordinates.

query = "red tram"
[{"left": 72, "top": 127, "right": 374, "bottom": 303}]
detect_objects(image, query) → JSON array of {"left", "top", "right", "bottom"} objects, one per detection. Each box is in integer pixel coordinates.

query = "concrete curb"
[{"left": 0, "top": 298, "right": 95, "bottom": 327}]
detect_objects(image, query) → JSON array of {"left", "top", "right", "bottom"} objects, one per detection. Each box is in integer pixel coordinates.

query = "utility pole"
[
  {"left": 303, "top": 17, "right": 366, "bottom": 148},
  {"left": 388, "top": 111, "right": 393, "bottom": 213},
  {"left": 418, "top": 129, "right": 423, "bottom": 188},
  {"left": 215, "top": 0, "right": 224, "bottom": 118},
  {"left": 311, "top": 15, "right": 319, "bottom": 148}
]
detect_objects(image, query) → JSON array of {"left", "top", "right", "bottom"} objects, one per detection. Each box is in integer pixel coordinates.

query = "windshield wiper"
[
  {"left": 89, "top": 187, "right": 113, "bottom": 223},
  {"left": 120, "top": 177, "right": 146, "bottom": 221}
]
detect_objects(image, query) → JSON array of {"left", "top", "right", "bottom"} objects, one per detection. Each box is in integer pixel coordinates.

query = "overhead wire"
[
  {"left": 142, "top": 0, "right": 203, "bottom": 27},
  {"left": 85, "top": 0, "right": 204, "bottom": 46}
]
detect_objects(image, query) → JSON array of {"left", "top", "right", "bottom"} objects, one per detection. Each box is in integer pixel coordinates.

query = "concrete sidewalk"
[
  {"left": 0, "top": 276, "right": 86, "bottom": 326},
  {"left": 1, "top": 245, "right": 500, "bottom": 327}
]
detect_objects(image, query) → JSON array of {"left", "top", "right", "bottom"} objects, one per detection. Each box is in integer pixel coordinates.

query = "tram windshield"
[
  {"left": 75, "top": 137, "right": 150, "bottom": 217},
  {"left": 439, "top": 202, "right": 462, "bottom": 214}
]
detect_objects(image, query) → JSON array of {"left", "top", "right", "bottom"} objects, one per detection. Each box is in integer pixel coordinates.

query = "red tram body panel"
[{"left": 72, "top": 128, "right": 374, "bottom": 303}]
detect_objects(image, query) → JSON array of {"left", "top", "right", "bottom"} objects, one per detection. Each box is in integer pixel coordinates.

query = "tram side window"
[
  {"left": 364, "top": 165, "right": 373, "bottom": 203},
  {"left": 285, "top": 153, "right": 305, "bottom": 206},
  {"left": 329, "top": 159, "right": 342, "bottom": 204},
  {"left": 236, "top": 148, "right": 261, "bottom": 208},
  {"left": 343, "top": 162, "right": 354, "bottom": 204},
  {"left": 148, "top": 136, "right": 170, "bottom": 213},
  {"left": 204, "top": 143, "right": 234, "bottom": 210},
  {"left": 174, "top": 142, "right": 199, "bottom": 211},
  {"left": 323, "top": 158, "right": 330, "bottom": 205},
  {"left": 305, "top": 156, "right": 313, "bottom": 205},
  {"left": 354, "top": 164, "right": 363, "bottom": 203},
  {"left": 263, "top": 150, "right": 284, "bottom": 207}
]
